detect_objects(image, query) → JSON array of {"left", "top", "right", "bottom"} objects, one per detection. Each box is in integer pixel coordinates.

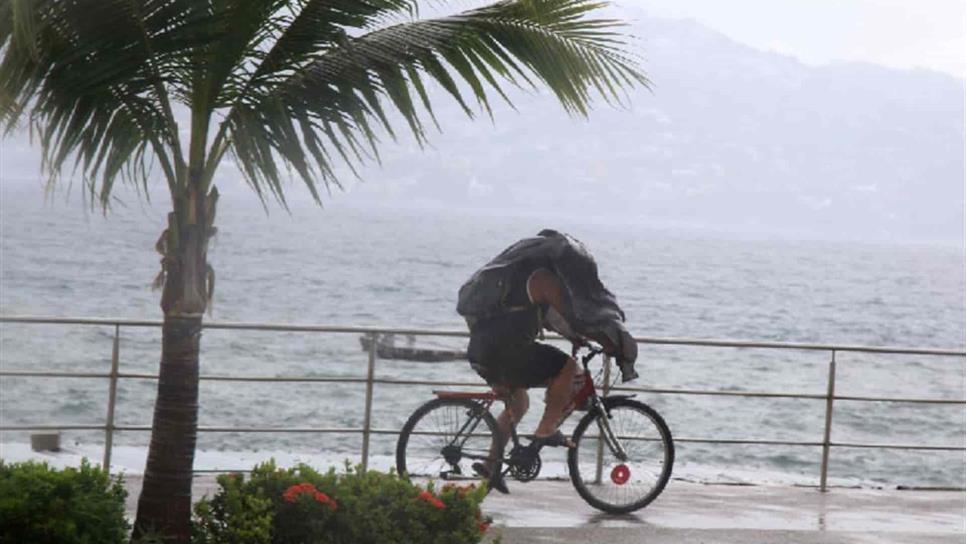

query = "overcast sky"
[{"left": 624, "top": 0, "right": 965, "bottom": 77}]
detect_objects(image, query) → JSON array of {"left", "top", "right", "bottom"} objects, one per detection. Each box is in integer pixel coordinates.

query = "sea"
[{"left": 1, "top": 182, "right": 964, "bottom": 488}]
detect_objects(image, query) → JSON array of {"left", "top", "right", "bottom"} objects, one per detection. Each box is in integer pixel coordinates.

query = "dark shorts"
[{"left": 467, "top": 337, "right": 570, "bottom": 388}]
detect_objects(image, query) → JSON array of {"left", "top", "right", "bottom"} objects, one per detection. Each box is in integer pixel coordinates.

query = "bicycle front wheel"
[
  {"left": 396, "top": 397, "right": 500, "bottom": 481},
  {"left": 568, "top": 397, "right": 674, "bottom": 514}
]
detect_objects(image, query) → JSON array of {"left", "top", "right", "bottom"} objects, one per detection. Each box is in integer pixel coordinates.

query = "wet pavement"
[
  {"left": 123, "top": 476, "right": 966, "bottom": 543},
  {"left": 482, "top": 479, "right": 966, "bottom": 543}
]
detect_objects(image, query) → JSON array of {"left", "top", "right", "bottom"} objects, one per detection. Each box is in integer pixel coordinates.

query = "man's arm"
[
  {"left": 527, "top": 269, "right": 618, "bottom": 353},
  {"left": 526, "top": 268, "right": 566, "bottom": 314}
]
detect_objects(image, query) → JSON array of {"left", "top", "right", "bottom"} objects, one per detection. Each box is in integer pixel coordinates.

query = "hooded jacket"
[{"left": 457, "top": 229, "right": 639, "bottom": 382}]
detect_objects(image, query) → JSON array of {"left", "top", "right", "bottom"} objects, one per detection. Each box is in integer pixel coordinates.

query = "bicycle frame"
[{"left": 436, "top": 346, "right": 631, "bottom": 471}]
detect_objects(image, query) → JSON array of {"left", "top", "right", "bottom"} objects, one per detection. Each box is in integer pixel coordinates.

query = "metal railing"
[{"left": 1, "top": 315, "right": 964, "bottom": 492}]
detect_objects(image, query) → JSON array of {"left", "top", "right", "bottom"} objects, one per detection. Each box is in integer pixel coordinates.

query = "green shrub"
[
  {"left": 0, "top": 459, "right": 129, "bottom": 544},
  {"left": 192, "top": 461, "right": 493, "bottom": 544}
]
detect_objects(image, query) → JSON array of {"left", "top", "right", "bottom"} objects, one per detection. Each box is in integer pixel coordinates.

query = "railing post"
[
  {"left": 102, "top": 324, "right": 121, "bottom": 472},
  {"left": 594, "top": 354, "right": 613, "bottom": 484},
  {"left": 360, "top": 333, "right": 377, "bottom": 472},
  {"left": 820, "top": 349, "right": 837, "bottom": 492}
]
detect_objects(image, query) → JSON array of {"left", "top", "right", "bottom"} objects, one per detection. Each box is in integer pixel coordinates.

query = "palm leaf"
[
  {"left": 1, "top": 0, "right": 645, "bottom": 208},
  {"left": 218, "top": 0, "right": 647, "bottom": 204},
  {"left": 0, "top": 0, "right": 220, "bottom": 203}
]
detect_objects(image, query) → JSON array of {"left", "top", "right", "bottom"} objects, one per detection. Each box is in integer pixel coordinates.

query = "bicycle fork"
[{"left": 593, "top": 400, "right": 630, "bottom": 462}]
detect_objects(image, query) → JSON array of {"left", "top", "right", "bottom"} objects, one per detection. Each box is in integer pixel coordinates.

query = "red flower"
[
  {"left": 283, "top": 483, "right": 315, "bottom": 503},
  {"left": 478, "top": 521, "right": 491, "bottom": 534},
  {"left": 283, "top": 483, "right": 339, "bottom": 511},
  {"left": 415, "top": 490, "right": 446, "bottom": 510},
  {"left": 313, "top": 491, "right": 338, "bottom": 512}
]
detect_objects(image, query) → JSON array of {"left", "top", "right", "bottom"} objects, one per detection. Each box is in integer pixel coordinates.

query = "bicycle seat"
[{"left": 432, "top": 390, "right": 498, "bottom": 400}]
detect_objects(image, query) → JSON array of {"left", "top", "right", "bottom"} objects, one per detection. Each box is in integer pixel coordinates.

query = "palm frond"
[
  {"left": 187, "top": 0, "right": 419, "bottom": 116},
  {"left": 250, "top": 1, "right": 417, "bottom": 85},
  {"left": 0, "top": 0, "right": 217, "bottom": 205},
  {"left": 220, "top": 0, "right": 646, "bottom": 204},
  {"left": 1, "top": 0, "right": 645, "bottom": 209}
]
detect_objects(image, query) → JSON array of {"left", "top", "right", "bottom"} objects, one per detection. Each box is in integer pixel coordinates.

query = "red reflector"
[{"left": 610, "top": 464, "right": 630, "bottom": 485}]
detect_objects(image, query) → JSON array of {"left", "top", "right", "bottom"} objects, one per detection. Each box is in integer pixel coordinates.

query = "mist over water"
[{"left": 1, "top": 184, "right": 963, "bottom": 487}]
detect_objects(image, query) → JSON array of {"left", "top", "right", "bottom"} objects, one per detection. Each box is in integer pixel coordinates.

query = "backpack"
[
  {"left": 456, "top": 234, "right": 557, "bottom": 326},
  {"left": 456, "top": 263, "right": 529, "bottom": 328}
]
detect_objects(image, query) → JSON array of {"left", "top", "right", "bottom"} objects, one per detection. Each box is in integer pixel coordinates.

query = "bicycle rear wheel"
[
  {"left": 568, "top": 397, "right": 674, "bottom": 514},
  {"left": 396, "top": 397, "right": 500, "bottom": 481}
]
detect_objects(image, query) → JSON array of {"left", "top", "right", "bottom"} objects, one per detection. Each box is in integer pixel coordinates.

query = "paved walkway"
[
  {"left": 482, "top": 479, "right": 965, "bottom": 543},
  {"left": 123, "top": 477, "right": 965, "bottom": 544}
]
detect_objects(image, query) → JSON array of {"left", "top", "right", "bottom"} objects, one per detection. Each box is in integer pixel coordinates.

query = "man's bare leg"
[
  {"left": 476, "top": 387, "right": 528, "bottom": 493},
  {"left": 491, "top": 387, "right": 529, "bottom": 462},
  {"left": 535, "top": 357, "right": 578, "bottom": 439}
]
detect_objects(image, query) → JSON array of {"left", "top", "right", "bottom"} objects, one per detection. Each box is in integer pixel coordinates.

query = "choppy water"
[{"left": 1, "top": 184, "right": 964, "bottom": 487}]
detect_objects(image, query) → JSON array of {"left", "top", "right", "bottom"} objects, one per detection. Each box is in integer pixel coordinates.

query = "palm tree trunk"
[
  {"left": 131, "top": 315, "right": 201, "bottom": 543},
  {"left": 132, "top": 187, "right": 215, "bottom": 543}
]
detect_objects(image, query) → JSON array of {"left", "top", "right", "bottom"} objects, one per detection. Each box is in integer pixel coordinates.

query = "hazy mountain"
[{"left": 2, "top": 8, "right": 963, "bottom": 244}]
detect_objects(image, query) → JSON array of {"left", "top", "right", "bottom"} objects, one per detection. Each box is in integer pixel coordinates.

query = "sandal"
[
  {"left": 471, "top": 462, "right": 510, "bottom": 495},
  {"left": 529, "top": 430, "right": 575, "bottom": 450}
]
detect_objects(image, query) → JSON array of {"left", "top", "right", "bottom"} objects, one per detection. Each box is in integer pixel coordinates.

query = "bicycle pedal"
[{"left": 440, "top": 467, "right": 462, "bottom": 480}]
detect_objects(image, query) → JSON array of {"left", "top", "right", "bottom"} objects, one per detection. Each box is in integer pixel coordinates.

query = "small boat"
[{"left": 359, "top": 334, "right": 467, "bottom": 362}]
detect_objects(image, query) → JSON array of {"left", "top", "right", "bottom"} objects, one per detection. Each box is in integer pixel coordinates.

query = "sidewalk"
[
  {"left": 123, "top": 477, "right": 966, "bottom": 544},
  {"left": 482, "top": 479, "right": 965, "bottom": 543}
]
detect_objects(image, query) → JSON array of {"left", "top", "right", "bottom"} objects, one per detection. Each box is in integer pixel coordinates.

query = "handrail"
[
  {"left": 1, "top": 314, "right": 964, "bottom": 492},
  {"left": 1, "top": 315, "right": 963, "bottom": 356}
]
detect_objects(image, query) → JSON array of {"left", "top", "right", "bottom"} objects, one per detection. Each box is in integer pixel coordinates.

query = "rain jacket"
[{"left": 457, "top": 229, "right": 639, "bottom": 382}]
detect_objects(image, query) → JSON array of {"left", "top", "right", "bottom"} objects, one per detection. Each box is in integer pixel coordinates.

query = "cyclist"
[{"left": 457, "top": 229, "right": 638, "bottom": 493}]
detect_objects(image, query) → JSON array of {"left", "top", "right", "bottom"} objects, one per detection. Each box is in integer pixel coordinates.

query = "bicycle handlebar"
[{"left": 578, "top": 344, "right": 605, "bottom": 366}]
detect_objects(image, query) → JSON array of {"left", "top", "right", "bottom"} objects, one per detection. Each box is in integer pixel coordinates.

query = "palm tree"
[{"left": 0, "top": 0, "right": 646, "bottom": 541}]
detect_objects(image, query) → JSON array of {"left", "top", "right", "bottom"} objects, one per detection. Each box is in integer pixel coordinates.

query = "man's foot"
[
  {"left": 472, "top": 462, "right": 510, "bottom": 495},
  {"left": 530, "top": 430, "right": 575, "bottom": 450}
]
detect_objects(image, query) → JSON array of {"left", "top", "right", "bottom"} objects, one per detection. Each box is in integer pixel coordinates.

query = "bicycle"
[{"left": 395, "top": 345, "right": 674, "bottom": 514}]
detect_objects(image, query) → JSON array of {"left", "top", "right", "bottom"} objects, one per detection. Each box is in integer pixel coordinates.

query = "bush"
[
  {"left": 0, "top": 459, "right": 129, "bottom": 544},
  {"left": 192, "top": 461, "right": 494, "bottom": 544}
]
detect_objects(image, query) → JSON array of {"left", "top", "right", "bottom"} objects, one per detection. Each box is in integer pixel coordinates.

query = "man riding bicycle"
[{"left": 457, "top": 229, "right": 638, "bottom": 493}]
